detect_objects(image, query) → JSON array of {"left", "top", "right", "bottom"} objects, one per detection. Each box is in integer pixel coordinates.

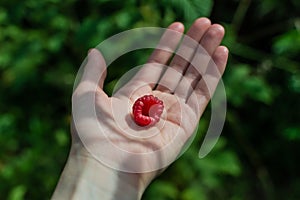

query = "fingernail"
[
  {"left": 171, "top": 22, "right": 184, "bottom": 31},
  {"left": 213, "top": 24, "right": 225, "bottom": 32},
  {"left": 223, "top": 47, "right": 229, "bottom": 54},
  {"left": 88, "top": 48, "right": 93, "bottom": 54}
]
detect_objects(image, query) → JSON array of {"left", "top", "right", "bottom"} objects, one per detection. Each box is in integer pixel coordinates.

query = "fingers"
[
  {"left": 174, "top": 24, "right": 225, "bottom": 100},
  {"left": 133, "top": 22, "right": 184, "bottom": 86},
  {"left": 156, "top": 18, "right": 211, "bottom": 92},
  {"left": 77, "top": 48, "right": 108, "bottom": 97},
  {"left": 114, "top": 22, "right": 185, "bottom": 100},
  {"left": 147, "top": 22, "right": 185, "bottom": 65},
  {"left": 187, "top": 46, "right": 229, "bottom": 115},
  {"left": 199, "top": 24, "right": 225, "bottom": 55},
  {"left": 206, "top": 46, "right": 228, "bottom": 77}
]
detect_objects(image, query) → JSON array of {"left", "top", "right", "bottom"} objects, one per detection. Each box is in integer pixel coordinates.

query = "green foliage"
[
  {"left": 273, "top": 29, "right": 300, "bottom": 57},
  {"left": 0, "top": 0, "right": 299, "bottom": 199},
  {"left": 225, "top": 65, "right": 275, "bottom": 106},
  {"left": 161, "top": 0, "right": 213, "bottom": 26}
]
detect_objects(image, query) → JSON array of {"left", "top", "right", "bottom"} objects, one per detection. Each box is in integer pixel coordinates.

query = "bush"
[{"left": 0, "top": 0, "right": 299, "bottom": 199}]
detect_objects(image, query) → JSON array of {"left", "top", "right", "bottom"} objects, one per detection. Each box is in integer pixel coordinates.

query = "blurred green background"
[{"left": 0, "top": 0, "right": 299, "bottom": 199}]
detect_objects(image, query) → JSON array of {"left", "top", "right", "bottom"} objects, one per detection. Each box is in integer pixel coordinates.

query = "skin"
[{"left": 52, "top": 17, "right": 228, "bottom": 200}]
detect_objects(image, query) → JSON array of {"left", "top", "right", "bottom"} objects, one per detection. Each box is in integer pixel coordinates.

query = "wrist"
[{"left": 52, "top": 144, "right": 145, "bottom": 200}]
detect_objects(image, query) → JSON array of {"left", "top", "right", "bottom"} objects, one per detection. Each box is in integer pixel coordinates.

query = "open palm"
[{"left": 71, "top": 18, "right": 228, "bottom": 174}]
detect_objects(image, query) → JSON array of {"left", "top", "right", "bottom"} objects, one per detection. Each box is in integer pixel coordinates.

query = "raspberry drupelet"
[{"left": 132, "top": 95, "right": 164, "bottom": 126}]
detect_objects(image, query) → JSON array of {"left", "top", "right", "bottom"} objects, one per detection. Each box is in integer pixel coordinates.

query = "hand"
[{"left": 53, "top": 17, "right": 228, "bottom": 200}]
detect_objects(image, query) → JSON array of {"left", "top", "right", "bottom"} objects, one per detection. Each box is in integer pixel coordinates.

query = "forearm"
[{"left": 52, "top": 145, "right": 144, "bottom": 200}]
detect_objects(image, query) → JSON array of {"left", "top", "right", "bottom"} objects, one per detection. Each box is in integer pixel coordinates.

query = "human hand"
[{"left": 53, "top": 17, "right": 228, "bottom": 200}]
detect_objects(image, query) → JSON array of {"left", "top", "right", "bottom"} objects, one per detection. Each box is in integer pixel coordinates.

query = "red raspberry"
[{"left": 132, "top": 95, "right": 164, "bottom": 126}]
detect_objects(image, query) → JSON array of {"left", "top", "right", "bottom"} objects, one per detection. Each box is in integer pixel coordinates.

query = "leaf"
[
  {"left": 162, "top": 0, "right": 213, "bottom": 24},
  {"left": 182, "top": 185, "right": 207, "bottom": 200},
  {"left": 8, "top": 185, "right": 26, "bottom": 200},
  {"left": 289, "top": 73, "right": 300, "bottom": 93},
  {"left": 225, "top": 64, "right": 275, "bottom": 106},
  {"left": 146, "top": 180, "right": 179, "bottom": 199},
  {"left": 283, "top": 127, "right": 300, "bottom": 140},
  {"left": 273, "top": 29, "right": 300, "bottom": 58}
]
